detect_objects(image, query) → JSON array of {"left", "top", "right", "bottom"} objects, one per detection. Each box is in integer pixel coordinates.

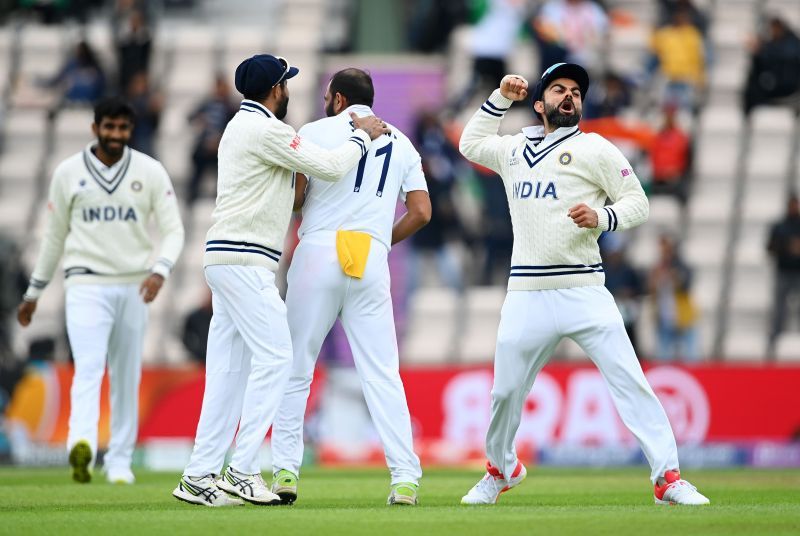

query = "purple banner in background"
[
  {"left": 321, "top": 65, "right": 446, "bottom": 137},
  {"left": 368, "top": 67, "right": 446, "bottom": 136},
  {"left": 316, "top": 64, "right": 445, "bottom": 367}
]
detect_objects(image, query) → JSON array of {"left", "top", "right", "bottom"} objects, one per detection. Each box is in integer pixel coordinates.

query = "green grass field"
[{"left": 1, "top": 466, "right": 798, "bottom": 535}]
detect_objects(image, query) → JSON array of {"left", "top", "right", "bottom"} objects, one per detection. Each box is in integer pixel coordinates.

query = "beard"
[
  {"left": 97, "top": 135, "right": 127, "bottom": 158},
  {"left": 543, "top": 99, "right": 581, "bottom": 128},
  {"left": 324, "top": 99, "right": 335, "bottom": 117},
  {"left": 275, "top": 94, "right": 289, "bottom": 120}
]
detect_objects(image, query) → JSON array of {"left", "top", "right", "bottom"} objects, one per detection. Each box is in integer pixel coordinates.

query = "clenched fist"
[
  {"left": 568, "top": 203, "right": 599, "bottom": 229},
  {"left": 500, "top": 75, "right": 529, "bottom": 101}
]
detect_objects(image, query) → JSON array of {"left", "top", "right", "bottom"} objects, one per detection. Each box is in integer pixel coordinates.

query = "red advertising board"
[{"left": 6, "top": 364, "right": 800, "bottom": 449}]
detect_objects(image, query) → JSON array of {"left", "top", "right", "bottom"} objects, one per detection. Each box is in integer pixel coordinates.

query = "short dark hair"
[
  {"left": 93, "top": 96, "right": 136, "bottom": 125},
  {"left": 243, "top": 82, "right": 277, "bottom": 104},
  {"left": 329, "top": 68, "right": 374, "bottom": 107}
]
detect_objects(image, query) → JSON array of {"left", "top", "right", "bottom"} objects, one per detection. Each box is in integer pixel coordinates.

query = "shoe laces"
[
  {"left": 251, "top": 473, "right": 268, "bottom": 491},
  {"left": 668, "top": 479, "right": 698, "bottom": 497},
  {"left": 473, "top": 472, "right": 503, "bottom": 496}
]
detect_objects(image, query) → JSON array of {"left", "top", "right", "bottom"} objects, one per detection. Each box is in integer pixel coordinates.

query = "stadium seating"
[{"left": 2, "top": 0, "right": 798, "bottom": 365}]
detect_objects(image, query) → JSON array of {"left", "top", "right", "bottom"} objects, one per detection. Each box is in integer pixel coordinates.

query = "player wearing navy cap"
[
  {"left": 173, "top": 54, "right": 389, "bottom": 507},
  {"left": 458, "top": 63, "right": 710, "bottom": 506}
]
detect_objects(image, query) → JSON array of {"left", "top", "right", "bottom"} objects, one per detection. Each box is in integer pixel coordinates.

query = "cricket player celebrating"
[
  {"left": 173, "top": 56, "right": 389, "bottom": 507},
  {"left": 17, "top": 97, "right": 185, "bottom": 485},
  {"left": 270, "top": 68, "right": 431, "bottom": 506},
  {"left": 458, "top": 63, "right": 710, "bottom": 506}
]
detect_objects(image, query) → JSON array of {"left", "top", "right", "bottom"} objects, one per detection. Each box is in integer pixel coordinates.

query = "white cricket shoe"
[
  {"left": 106, "top": 467, "right": 135, "bottom": 484},
  {"left": 172, "top": 475, "right": 245, "bottom": 507},
  {"left": 217, "top": 466, "right": 282, "bottom": 505},
  {"left": 461, "top": 461, "right": 527, "bottom": 505},
  {"left": 654, "top": 470, "right": 710, "bottom": 505}
]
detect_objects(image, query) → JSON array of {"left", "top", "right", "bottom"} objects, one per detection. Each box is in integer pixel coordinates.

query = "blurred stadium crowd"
[{"left": 0, "top": 0, "right": 799, "bottom": 395}]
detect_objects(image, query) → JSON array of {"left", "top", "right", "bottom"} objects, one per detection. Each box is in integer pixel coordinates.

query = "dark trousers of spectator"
[
  {"left": 768, "top": 271, "right": 800, "bottom": 354},
  {"left": 650, "top": 177, "right": 689, "bottom": 206},
  {"left": 452, "top": 57, "right": 507, "bottom": 111},
  {"left": 743, "top": 83, "right": 800, "bottom": 115},
  {"left": 187, "top": 149, "right": 217, "bottom": 204}
]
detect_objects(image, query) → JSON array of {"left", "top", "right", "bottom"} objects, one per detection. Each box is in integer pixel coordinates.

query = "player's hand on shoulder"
[
  {"left": 140, "top": 273, "right": 165, "bottom": 304},
  {"left": 17, "top": 300, "right": 36, "bottom": 327},
  {"left": 350, "top": 113, "right": 391, "bottom": 140},
  {"left": 568, "top": 203, "right": 599, "bottom": 229},
  {"left": 500, "top": 75, "right": 529, "bottom": 101}
]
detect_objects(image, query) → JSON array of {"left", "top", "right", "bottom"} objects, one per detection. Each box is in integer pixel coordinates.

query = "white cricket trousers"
[
  {"left": 184, "top": 265, "right": 292, "bottom": 477},
  {"left": 488, "top": 286, "right": 680, "bottom": 484},
  {"left": 272, "top": 233, "right": 422, "bottom": 485},
  {"left": 65, "top": 284, "right": 146, "bottom": 472}
]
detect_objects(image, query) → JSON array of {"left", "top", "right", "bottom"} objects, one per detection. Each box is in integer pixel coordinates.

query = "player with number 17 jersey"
[
  {"left": 296, "top": 108, "right": 426, "bottom": 248},
  {"left": 271, "top": 69, "right": 429, "bottom": 506}
]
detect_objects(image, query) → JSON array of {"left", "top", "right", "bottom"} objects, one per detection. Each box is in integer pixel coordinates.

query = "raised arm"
[
  {"left": 459, "top": 75, "right": 528, "bottom": 174},
  {"left": 262, "top": 113, "right": 388, "bottom": 182}
]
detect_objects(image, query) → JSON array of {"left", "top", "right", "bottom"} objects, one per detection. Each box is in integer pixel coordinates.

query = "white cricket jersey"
[
  {"left": 297, "top": 105, "right": 427, "bottom": 249},
  {"left": 204, "top": 100, "right": 374, "bottom": 271},
  {"left": 459, "top": 89, "right": 649, "bottom": 291},
  {"left": 24, "top": 144, "right": 185, "bottom": 301}
]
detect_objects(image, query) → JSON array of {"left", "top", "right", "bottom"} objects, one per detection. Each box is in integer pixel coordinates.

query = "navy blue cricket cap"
[
  {"left": 234, "top": 54, "right": 299, "bottom": 95},
  {"left": 531, "top": 62, "right": 590, "bottom": 119}
]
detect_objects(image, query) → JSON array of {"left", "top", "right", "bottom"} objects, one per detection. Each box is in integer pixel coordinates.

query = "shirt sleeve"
[
  {"left": 24, "top": 167, "right": 71, "bottom": 301},
  {"left": 261, "top": 119, "right": 372, "bottom": 182},
  {"left": 400, "top": 141, "right": 428, "bottom": 194},
  {"left": 149, "top": 163, "right": 185, "bottom": 279},
  {"left": 458, "top": 89, "right": 516, "bottom": 175},
  {"left": 590, "top": 138, "right": 649, "bottom": 232}
]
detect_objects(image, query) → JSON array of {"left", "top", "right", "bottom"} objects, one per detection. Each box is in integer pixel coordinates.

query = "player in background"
[
  {"left": 17, "top": 97, "right": 185, "bottom": 485},
  {"left": 173, "top": 56, "right": 389, "bottom": 507},
  {"left": 458, "top": 63, "right": 710, "bottom": 506},
  {"left": 270, "top": 68, "right": 431, "bottom": 506}
]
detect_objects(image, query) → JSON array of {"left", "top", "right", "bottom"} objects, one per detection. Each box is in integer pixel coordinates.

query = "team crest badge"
[
  {"left": 131, "top": 180, "right": 143, "bottom": 192},
  {"left": 559, "top": 152, "right": 572, "bottom": 165}
]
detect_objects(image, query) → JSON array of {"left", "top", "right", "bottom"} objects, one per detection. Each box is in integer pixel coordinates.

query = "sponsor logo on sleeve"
[
  {"left": 621, "top": 168, "right": 633, "bottom": 177},
  {"left": 289, "top": 135, "right": 302, "bottom": 150}
]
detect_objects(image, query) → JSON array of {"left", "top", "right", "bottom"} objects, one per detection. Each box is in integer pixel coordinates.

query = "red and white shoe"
[
  {"left": 461, "top": 461, "right": 527, "bottom": 505},
  {"left": 654, "top": 470, "right": 710, "bottom": 505}
]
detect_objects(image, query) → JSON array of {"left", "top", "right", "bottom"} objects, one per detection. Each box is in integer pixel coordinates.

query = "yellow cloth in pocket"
[{"left": 336, "top": 230, "right": 372, "bottom": 279}]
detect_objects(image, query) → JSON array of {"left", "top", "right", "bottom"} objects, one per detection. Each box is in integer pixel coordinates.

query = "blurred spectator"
[
  {"left": 582, "top": 71, "right": 632, "bottom": 119},
  {"left": 531, "top": 0, "right": 609, "bottom": 69},
  {"left": 41, "top": 40, "right": 106, "bottom": 106},
  {"left": 114, "top": 6, "right": 153, "bottom": 93},
  {"left": 602, "top": 237, "right": 644, "bottom": 356},
  {"left": 19, "top": 0, "right": 101, "bottom": 23},
  {"left": 648, "top": 234, "right": 700, "bottom": 361},
  {"left": 452, "top": 0, "right": 526, "bottom": 111},
  {"left": 766, "top": 194, "right": 800, "bottom": 357},
  {"left": 0, "top": 235, "right": 26, "bottom": 364},
  {"left": 649, "top": 8, "right": 705, "bottom": 111},
  {"left": 125, "top": 70, "right": 164, "bottom": 157},
  {"left": 743, "top": 17, "right": 800, "bottom": 116},
  {"left": 656, "top": 0, "right": 708, "bottom": 35},
  {"left": 181, "top": 290, "right": 212, "bottom": 364},
  {"left": 648, "top": 104, "right": 692, "bottom": 206},
  {"left": 408, "top": 111, "right": 464, "bottom": 293},
  {"left": 407, "top": 0, "right": 468, "bottom": 52},
  {"left": 186, "top": 75, "right": 237, "bottom": 204},
  {"left": 478, "top": 168, "right": 513, "bottom": 285}
]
